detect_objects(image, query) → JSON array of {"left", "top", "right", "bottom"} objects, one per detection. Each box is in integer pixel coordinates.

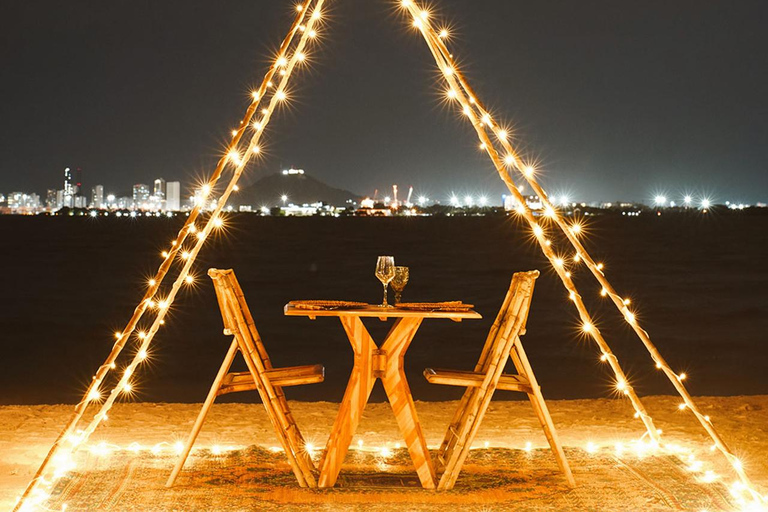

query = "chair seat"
[
  {"left": 424, "top": 368, "right": 532, "bottom": 394},
  {"left": 218, "top": 364, "right": 325, "bottom": 395}
]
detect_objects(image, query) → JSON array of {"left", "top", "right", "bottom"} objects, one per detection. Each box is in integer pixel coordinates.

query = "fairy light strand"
[
  {"left": 408, "top": 13, "right": 659, "bottom": 445},
  {"left": 404, "top": 1, "right": 764, "bottom": 503},
  {"left": 12, "top": 4, "right": 321, "bottom": 510}
]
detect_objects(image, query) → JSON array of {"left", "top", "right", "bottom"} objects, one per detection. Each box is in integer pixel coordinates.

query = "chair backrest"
[
  {"left": 208, "top": 268, "right": 274, "bottom": 371},
  {"left": 473, "top": 270, "right": 539, "bottom": 374}
]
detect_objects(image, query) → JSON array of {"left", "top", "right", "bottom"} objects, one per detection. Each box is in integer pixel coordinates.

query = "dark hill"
[{"left": 238, "top": 171, "right": 360, "bottom": 207}]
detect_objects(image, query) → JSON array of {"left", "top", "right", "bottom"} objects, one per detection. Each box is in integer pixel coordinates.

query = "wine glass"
[
  {"left": 375, "top": 256, "right": 395, "bottom": 307},
  {"left": 391, "top": 266, "right": 409, "bottom": 304}
]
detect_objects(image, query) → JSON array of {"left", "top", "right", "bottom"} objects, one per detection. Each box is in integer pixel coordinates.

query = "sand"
[{"left": 2, "top": 395, "right": 767, "bottom": 510}]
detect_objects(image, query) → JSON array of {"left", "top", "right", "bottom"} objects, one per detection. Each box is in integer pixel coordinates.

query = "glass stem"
[{"left": 382, "top": 283, "right": 388, "bottom": 307}]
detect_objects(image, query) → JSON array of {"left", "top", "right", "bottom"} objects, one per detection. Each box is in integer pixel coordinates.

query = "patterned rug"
[{"left": 46, "top": 446, "right": 735, "bottom": 511}]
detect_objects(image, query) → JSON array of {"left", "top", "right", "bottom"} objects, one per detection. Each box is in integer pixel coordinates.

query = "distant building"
[
  {"left": 91, "top": 185, "right": 104, "bottom": 209},
  {"left": 132, "top": 183, "right": 150, "bottom": 209},
  {"left": 153, "top": 178, "right": 166, "bottom": 199},
  {"left": 74, "top": 196, "right": 88, "bottom": 208},
  {"left": 8, "top": 192, "right": 40, "bottom": 211},
  {"left": 117, "top": 196, "right": 132, "bottom": 209},
  {"left": 63, "top": 167, "right": 75, "bottom": 208},
  {"left": 46, "top": 189, "right": 58, "bottom": 210},
  {"left": 165, "top": 181, "right": 181, "bottom": 211}
]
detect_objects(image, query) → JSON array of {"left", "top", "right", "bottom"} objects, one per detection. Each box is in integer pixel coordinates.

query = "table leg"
[
  {"left": 317, "top": 316, "right": 376, "bottom": 488},
  {"left": 380, "top": 318, "right": 436, "bottom": 489}
]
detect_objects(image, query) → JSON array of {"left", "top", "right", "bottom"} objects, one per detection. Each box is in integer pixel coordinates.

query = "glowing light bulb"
[
  {"left": 196, "top": 232, "right": 205, "bottom": 240},
  {"left": 312, "top": 9, "right": 321, "bottom": 20},
  {"left": 181, "top": 251, "right": 190, "bottom": 260},
  {"left": 138, "top": 331, "right": 146, "bottom": 339},
  {"left": 439, "top": 29, "right": 448, "bottom": 38},
  {"left": 161, "top": 251, "right": 169, "bottom": 258},
  {"left": 656, "top": 361, "right": 663, "bottom": 369},
  {"left": 600, "top": 288, "right": 608, "bottom": 297},
  {"left": 233, "top": 184, "right": 240, "bottom": 191},
  {"left": 504, "top": 154, "right": 516, "bottom": 166},
  {"left": 479, "top": 142, "right": 486, "bottom": 150},
  {"left": 251, "top": 91, "right": 259, "bottom": 100},
  {"left": 446, "top": 88, "right": 457, "bottom": 99},
  {"left": 114, "top": 331, "right": 122, "bottom": 340},
  {"left": 231, "top": 129, "right": 237, "bottom": 137},
  {"left": 570, "top": 223, "right": 582, "bottom": 234},
  {"left": 185, "top": 275, "right": 194, "bottom": 284},
  {"left": 573, "top": 253, "right": 581, "bottom": 262},
  {"left": 88, "top": 389, "right": 101, "bottom": 401},
  {"left": 462, "top": 105, "right": 470, "bottom": 116},
  {"left": 444, "top": 66, "right": 454, "bottom": 76},
  {"left": 616, "top": 380, "right": 627, "bottom": 391},
  {"left": 275, "top": 90, "right": 287, "bottom": 101},
  {"left": 138, "top": 349, "right": 148, "bottom": 361},
  {"left": 623, "top": 298, "right": 631, "bottom": 305},
  {"left": 295, "top": 3, "right": 303, "bottom": 11},
  {"left": 545, "top": 206, "right": 556, "bottom": 218},
  {"left": 596, "top": 262, "right": 604, "bottom": 271},
  {"left": 123, "top": 382, "right": 132, "bottom": 393},
  {"left": 533, "top": 224, "right": 543, "bottom": 237},
  {"left": 678, "top": 403, "right": 687, "bottom": 410},
  {"left": 569, "top": 291, "right": 576, "bottom": 301},
  {"left": 600, "top": 353, "right": 608, "bottom": 362},
  {"left": 625, "top": 311, "right": 635, "bottom": 324},
  {"left": 554, "top": 258, "right": 564, "bottom": 267},
  {"left": 524, "top": 166, "right": 535, "bottom": 178},
  {"left": 253, "top": 121, "right": 262, "bottom": 130},
  {"left": 308, "top": 29, "right": 317, "bottom": 38},
  {"left": 582, "top": 322, "right": 593, "bottom": 333},
  {"left": 276, "top": 56, "right": 288, "bottom": 67},
  {"left": 228, "top": 151, "right": 241, "bottom": 164},
  {"left": 497, "top": 129, "right": 508, "bottom": 140},
  {"left": 213, "top": 218, "right": 224, "bottom": 228},
  {"left": 212, "top": 445, "right": 222, "bottom": 456},
  {"left": 296, "top": 52, "right": 306, "bottom": 62},
  {"left": 678, "top": 373, "right": 687, "bottom": 381},
  {"left": 252, "top": 146, "right": 261, "bottom": 154},
  {"left": 148, "top": 279, "right": 156, "bottom": 286}
]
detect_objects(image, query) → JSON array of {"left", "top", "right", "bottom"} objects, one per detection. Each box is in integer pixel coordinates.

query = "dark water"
[{"left": 1, "top": 213, "right": 767, "bottom": 405}]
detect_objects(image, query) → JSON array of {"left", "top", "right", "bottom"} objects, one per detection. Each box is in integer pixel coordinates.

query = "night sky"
[{"left": 2, "top": 0, "right": 767, "bottom": 203}]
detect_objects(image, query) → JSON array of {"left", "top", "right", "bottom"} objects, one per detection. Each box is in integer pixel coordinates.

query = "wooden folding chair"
[
  {"left": 166, "top": 268, "right": 323, "bottom": 488},
  {"left": 424, "top": 270, "right": 575, "bottom": 490}
]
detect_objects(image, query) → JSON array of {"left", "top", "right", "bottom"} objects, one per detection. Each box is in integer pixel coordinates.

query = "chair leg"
[
  {"left": 510, "top": 338, "right": 575, "bottom": 487},
  {"left": 221, "top": 296, "right": 316, "bottom": 488},
  {"left": 166, "top": 339, "right": 239, "bottom": 487},
  {"left": 438, "top": 313, "right": 522, "bottom": 490}
]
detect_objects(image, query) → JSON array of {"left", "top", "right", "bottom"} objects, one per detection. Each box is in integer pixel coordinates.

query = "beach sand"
[{"left": 2, "top": 395, "right": 767, "bottom": 510}]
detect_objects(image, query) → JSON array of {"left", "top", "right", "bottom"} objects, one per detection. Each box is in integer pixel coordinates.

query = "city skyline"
[{"left": 2, "top": 1, "right": 767, "bottom": 203}]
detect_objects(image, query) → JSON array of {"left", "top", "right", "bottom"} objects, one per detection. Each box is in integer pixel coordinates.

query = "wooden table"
[{"left": 284, "top": 304, "right": 482, "bottom": 489}]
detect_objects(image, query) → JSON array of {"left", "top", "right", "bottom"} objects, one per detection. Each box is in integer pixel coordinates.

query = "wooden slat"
[
  {"left": 423, "top": 368, "right": 532, "bottom": 393},
  {"left": 284, "top": 304, "right": 481, "bottom": 320},
  {"left": 218, "top": 365, "right": 324, "bottom": 395}
]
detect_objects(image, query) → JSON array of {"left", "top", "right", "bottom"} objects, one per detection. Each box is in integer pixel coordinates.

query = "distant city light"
[
  {"left": 479, "top": 196, "right": 487, "bottom": 206},
  {"left": 654, "top": 195, "right": 667, "bottom": 206},
  {"left": 464, "top": 195, "right": 473, "bottom": 207},
  {"left": 684, "top": 195, "right": 692, "bottom": 205},
  {"left": 450, "top": 195, "right": 460, "bottom": 207}
]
